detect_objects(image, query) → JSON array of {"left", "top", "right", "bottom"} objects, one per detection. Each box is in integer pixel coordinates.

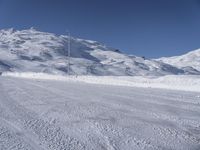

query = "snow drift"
[{"left": 3, "top": 72, "right": 200, "bottom": 92}]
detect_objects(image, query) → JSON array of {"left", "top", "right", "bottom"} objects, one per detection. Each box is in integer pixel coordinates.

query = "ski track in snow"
[{"left": 0, "top": 76, "right": 200, "bottom": 150}]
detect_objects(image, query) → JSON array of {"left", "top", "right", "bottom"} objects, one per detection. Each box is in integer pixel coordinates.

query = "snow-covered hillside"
[
  {"left": 157, "top": 48, "right": 200, "bottom": 73},
  {"left": 0, "top": 28, "right": 199, "bottom": 76}
]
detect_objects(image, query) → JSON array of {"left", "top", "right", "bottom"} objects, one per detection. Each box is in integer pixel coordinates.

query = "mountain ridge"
[
  {"left": 157, "top": 48, "right": 200, "bottom": 72},
  {"left": 0, "top": 28, "right": 199, "bottom": 76}
]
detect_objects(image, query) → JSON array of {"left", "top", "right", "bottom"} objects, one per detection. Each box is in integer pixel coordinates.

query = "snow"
[
  {"left": 157, "top": 48, "right": 200, "bottom": 72},
  {"left": 2, "top": 72, "right": 200, "bottom": 92},
  {"left": 0, "top": 76, "right": 200, "bottom": 150},
  {"left": 1, "top": 28, "right": 199, "bottom": 76},
  {"left": 1, "top": 28, "right": 200, "bottom": 149}
]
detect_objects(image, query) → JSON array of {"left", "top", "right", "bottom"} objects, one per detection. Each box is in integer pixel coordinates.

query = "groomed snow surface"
[{"left": 0, "top": 74, "right": 200, "bottom": 150}]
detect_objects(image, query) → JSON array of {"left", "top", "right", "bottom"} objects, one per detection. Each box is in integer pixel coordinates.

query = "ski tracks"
[
  {"left": 0, "top": 79, "right": 86, "bottom": 150},
  {"left": 0, "top": 77, "right": 200, "bottom": 150}
]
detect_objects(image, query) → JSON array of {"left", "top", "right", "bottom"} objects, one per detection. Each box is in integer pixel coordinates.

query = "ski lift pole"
[{"left": 66, "top": 30, "right": 71, "bottom": 75}]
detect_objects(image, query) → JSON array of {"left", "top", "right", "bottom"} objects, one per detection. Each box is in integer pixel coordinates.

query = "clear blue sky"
[{"left": 0, "top": 0, "right": 200, "bottom": 58}]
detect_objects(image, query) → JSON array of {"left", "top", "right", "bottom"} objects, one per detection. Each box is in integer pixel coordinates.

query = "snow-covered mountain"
[
  {"left": 0, "top": 28, "right": 199, "bottom": 76},
  {"left": 157, "top": 49, "right": 200, "bottom": 74}
]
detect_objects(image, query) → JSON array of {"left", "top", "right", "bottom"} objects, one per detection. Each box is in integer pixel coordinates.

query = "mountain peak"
[
  {"left": 0, "top": 29, "right": 199, "bottom": 76},
  {"left": 158, "top": 48, "right": 200, "bottom": 71}
]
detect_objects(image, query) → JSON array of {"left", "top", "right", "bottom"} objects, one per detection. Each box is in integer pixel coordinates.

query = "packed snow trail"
[{"left": 0, "top": 77, "right": 200, "bottom": 150}]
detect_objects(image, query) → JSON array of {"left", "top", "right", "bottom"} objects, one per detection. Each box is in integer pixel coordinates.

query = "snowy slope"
[
  {"left": 0, "top": 28, "right": 198, "bottom": 76},
  {"left": 157, "top": 48, "right": 200, "bottom": 73},
  {"left": 0, "top": 76, "right": 200, "bottom": 150},
  {"left": 3, "top": 72, "right": 200, "bottom": 92}
]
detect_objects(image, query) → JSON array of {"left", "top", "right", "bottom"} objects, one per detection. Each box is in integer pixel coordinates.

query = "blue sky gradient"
[{"left": 0, "top": 0, "right": 200, "bottom": 58}]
